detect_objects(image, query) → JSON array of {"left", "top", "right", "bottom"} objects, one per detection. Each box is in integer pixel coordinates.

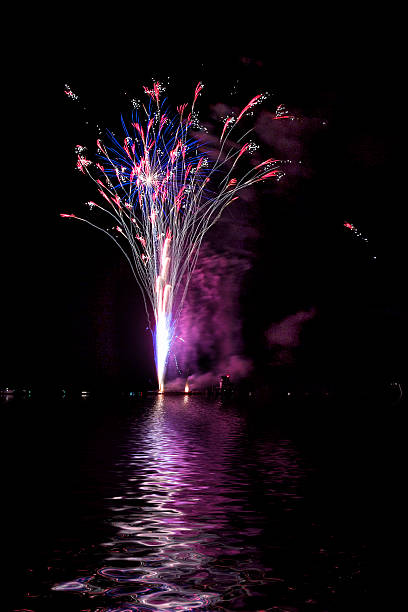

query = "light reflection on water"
[{"left": 52, "top": 395, "right": 307, "bottom": 610}]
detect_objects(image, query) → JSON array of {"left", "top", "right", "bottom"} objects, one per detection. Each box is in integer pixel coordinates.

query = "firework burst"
[{"left": 62, "top": 82, "right": 284, "bottom": 391}]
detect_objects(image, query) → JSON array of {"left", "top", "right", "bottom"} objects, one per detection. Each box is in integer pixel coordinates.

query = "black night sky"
[{"left": 1, "top": 26, "right": 403, "bottom": 394}]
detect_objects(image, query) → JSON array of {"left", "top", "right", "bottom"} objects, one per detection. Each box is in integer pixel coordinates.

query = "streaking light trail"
[
  {"left": 344, "top": 221, "right": 376, "bottom": 259},
  {"left": 62, "top": 82, "right": 284, "bottom": 391}
]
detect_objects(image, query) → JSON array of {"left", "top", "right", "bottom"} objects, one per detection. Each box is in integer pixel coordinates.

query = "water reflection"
[{"left": 52, "top": 396, "right": 310, "bottom": 610}]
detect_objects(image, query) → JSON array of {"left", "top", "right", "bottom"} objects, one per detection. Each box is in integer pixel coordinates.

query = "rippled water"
[{"left": 8, "top": 394, "right": 368, "bottom": 610}]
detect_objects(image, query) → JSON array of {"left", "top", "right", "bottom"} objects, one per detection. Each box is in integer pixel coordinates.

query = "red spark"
[
  {"left": 123, "top": 140, "right": 132, "bottom": 159},
  {"left": 185, "top": 163, "right": 192, "bottom": 179},
  {"left": 193, "top": 82, "right": 204, "bottom": 105},
  {"left": 98, "top": 188, "right": 112, "bottom": 203},
  {"left": 254, "top": 158, "right": 279, "bottom": 170},
  {"left": 236, "top": 94, "right": 262, "bottom": 124},
  {"left": 132, "top": 122, "right": 145, "bottom": 142},
  {"left": 177, "top": 103, "right": 188, "bottom": 116},
  {"left": 196, "top": 156, "right": 205, "bottom": 172},
  {"left": 253, "top": 169, "right": 281, "bottom": 183},
  {"left": 237, "top": 143, "right": 249, "bottom": 160},
  {"left": 220, "top": 117, "right": 234, "bottom": 141},
  {"left": 175, "top": 186, "right": 186, "bottom": 210},
  {"left": 143, "top": 82, "right": 160, "bottom": 104},
  {"left": 146, "top": 118, "right": 154, "bottom": 138},
  {"left": 159, "top": 115, "right": 167, "bottom": 131}
]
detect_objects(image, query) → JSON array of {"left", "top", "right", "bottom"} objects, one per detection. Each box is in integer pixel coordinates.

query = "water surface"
[{"left": 8, "top": 394, "right": 368, "bottom": 610}]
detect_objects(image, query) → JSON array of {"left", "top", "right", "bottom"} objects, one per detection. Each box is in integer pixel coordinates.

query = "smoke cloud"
[
  {"left": 266, "top": 307, "right": 316, "bottom": 365},
  {"left": 165, "top": 93, "right": 322, "bottom": 390},
  {"left": 166, "top": 231, "right": 255, "bottom": 390}
]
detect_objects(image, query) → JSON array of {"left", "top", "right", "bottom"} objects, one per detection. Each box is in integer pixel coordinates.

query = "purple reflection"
[{"left": 53, "top": 396, "right": 305, "bottom": 610}]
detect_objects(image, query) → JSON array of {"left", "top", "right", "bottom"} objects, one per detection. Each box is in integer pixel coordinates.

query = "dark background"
[{"left": 1, "top": 22, "right": 403, "bottom": 394}]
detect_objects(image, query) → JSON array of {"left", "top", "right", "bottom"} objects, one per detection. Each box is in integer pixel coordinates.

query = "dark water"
[{"left": 6, "top": 394, "right": 369, "bottom": 610}]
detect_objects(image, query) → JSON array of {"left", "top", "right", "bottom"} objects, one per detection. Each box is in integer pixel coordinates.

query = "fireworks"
[
  {"left": 344, "top": 221, "right": 376, "bottom": 260},
  {"left": 62, "top": 82, "right": 283, "bottom": 391},
  {"left": 343, "top": 221, "right": 367, "bottom": 241},
  {"left": 64, "top": 84, "right": 79, "bottom": 101}
]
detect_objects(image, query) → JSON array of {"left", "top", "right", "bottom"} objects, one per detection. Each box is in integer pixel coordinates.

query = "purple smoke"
[
  {"left": 266, "top": 307, "right": 317, "bottom": 365},
  {"left": 166, "top": 238, "right": 254, "bottom": 389},
  {"left": 165, "top": 94, "right": 321, "bottom": 389}
]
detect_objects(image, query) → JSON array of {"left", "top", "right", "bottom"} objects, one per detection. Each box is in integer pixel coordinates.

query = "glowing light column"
[{"left": 155, "top": 236, "right": 172, "bottom": 392}]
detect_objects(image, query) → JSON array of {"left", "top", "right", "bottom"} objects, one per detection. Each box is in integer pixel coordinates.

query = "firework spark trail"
[{"left": 63, "top": 82, "right": 284, "bottom": 391}]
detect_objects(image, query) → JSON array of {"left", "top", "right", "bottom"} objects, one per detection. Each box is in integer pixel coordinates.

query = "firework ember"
[{"left": 62, "top": 82, "right": 283, "bottom": 391}]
